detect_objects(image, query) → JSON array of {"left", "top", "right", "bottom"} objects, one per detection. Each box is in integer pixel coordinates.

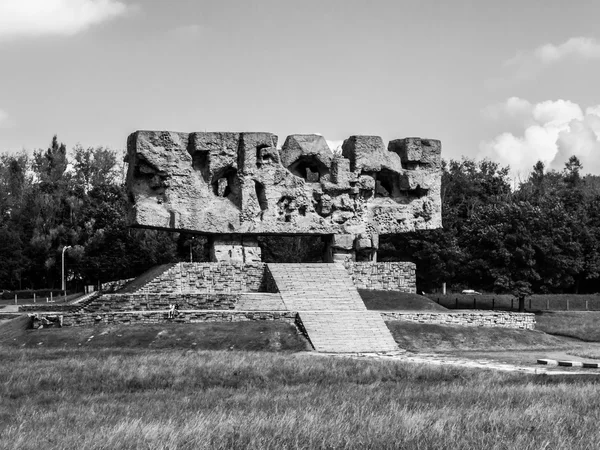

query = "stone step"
[
  {"left": 266, "top": 263, "right": 365, "bottom": 311},
  {"left": 298, "top": 311, "right": 398, "bottom": 353},
  {"left": 235, "top": 293, "right": 287, "bottom": 311}
]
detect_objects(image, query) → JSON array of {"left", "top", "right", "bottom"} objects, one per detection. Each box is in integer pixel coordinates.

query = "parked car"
[{"left": 461, "top": 289, "right": 482, "bottom": 295}]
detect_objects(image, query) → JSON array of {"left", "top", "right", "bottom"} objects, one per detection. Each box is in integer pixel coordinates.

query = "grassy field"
[
  {"left": 386, "top": 320, "right": 567, "bottom": 352},
  {"left": 427, "top": 293, "right": 600, "bottom": 311},
  {"left": 3, "top": 308, "right": 600, "bottom": 447},
  {"left": 1, "top": 348, "right": 600, "bottom": 449},
  {"left": 0, "top": 321, "right": 309, "bottom": 352},
  {"left": 535, "top": 311, "right": 600, "bottom": 342},
  {"left": 360, "top": 290, "right": 447, "bottom": 311}
]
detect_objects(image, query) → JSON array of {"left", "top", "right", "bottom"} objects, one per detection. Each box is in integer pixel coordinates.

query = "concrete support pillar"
[{"left": 324, "top": 234, "right": 356, "bottom": 263}]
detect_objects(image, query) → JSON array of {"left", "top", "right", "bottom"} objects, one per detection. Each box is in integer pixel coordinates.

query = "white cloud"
[
  {"left": 532, "top": 37, "right": 600, "bottom": 64},
  {"left": 0, "top": 0, "right": 130, "bottom": 41},
  {"left": 0, "top": 109, "right": 14, "bottom": 128},
  {"left": 482, "top": 97, "right": 533, "bottom": 122},
  {"left": 480, "top": 98, "right": 600, "bottom": 176},
  {"left": 490, "top": 37, "right": 600, "bottom": 85},
  {"left": 326, "top": 140, "right": 344, "bottom": 154},
  {"left": 532, "top": 100, "right": 583, "bottom": 126}
]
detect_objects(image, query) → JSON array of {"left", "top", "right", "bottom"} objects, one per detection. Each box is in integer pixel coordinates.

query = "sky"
[{"left": 2, "top": 0, "right": 600, "bottom": 180}]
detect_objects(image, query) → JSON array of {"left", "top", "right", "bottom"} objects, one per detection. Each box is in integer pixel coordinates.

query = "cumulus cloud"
[
  {"left": 0, "top": 0, "right": 130, "bottom": 41},
  {"left": 531, "top": 37, "right": 600, "bottom": 64},
  {"left": 489, "top": 37, "right": 600, "bottom": 86},
  {"left": 326, "top": 140, "right": 344, "bottom": 154},
  {"left": 480, "top": 98, "right": 600, "bottom": 177}
]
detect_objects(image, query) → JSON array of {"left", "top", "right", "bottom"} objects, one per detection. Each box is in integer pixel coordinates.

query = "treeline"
[
  {"left": 0, "top": 137, "right": 198, "bottom": 291},
  {"left": 1, "top": 136, "right": 600, "bottom": 294},
  {"left": 384, "top": 157, "right": 600, "bottom": 295}
]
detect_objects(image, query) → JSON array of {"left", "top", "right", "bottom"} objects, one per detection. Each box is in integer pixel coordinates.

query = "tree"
[{"left": 512, "top": 281, "right": 533, "bottom": 312}]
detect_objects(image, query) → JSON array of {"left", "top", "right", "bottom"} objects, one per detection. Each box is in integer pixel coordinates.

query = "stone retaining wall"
[
  {"left": 30, "top": 311, "right": 297, "bottom": 328},
  {"left": 132, "top": 262, "right": 416, "bottom": 295},
  {"left": 345, "top": 262, "right": 416, "bottom": 293},
  {"left": 28, "top": 310, "right": 536, "bottom": 331},
  {"left": 101, "top": 278, "right": 134, "bottom": 293},
  {"left": 84, "top": 293, "right": 239, "bottom": 312},
  {"left": 19, "top": 304, "right": 81, "bottom": 312},
  {"left": 381, "top": 311, "right": 535, "bottom": 330},
  {"left": 139, "top": 263, "right": 271, "bottom": 293}
]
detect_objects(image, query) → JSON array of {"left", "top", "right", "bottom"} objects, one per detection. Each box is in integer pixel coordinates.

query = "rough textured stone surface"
[
  {"left": 345, "top": 262, "right": 416, "bottom": 293},
  {"left": 138, "top": 263, "right": 271, "bottom": 294},
  {"left": 125, "top": 131, "right": 442, "bottom": 237},
  {"left": 100, "top": 278, "right": 134, "bottom": 293},
  {"left": 331, "top": 234, "right": 355, "bottom": 250},
  {"left": 83, "top": 293, "right": 240, "bottom": 312},
  {"left": 280, "top": 135, "right": 333, "bottom": 180},
  {"left": 31, "top": 311, "right": 298, "bottom": 328},
  {"left": 381, "top": 311, "right": 536, "bottom": 330}
]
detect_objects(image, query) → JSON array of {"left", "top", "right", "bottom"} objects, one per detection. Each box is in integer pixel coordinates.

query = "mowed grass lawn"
[{"left": 1, "top": 347, "right": 600, "bottom": 449}]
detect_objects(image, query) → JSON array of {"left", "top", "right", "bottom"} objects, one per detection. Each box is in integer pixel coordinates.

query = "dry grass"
[
  {"left": 0, "top": 321, "right": 309, "bottom": 352},
  {"left": 360, "top": 290, "right": 447, "bottom": 311},
  {"left": 1, "top": 348, "right": 600, "bottom": 449},
  {"left": 535, "top": 311, "right": 600, "bottom": 342},
  {"left": 386, "top": 320, "right": 567, "bottom": 352}
]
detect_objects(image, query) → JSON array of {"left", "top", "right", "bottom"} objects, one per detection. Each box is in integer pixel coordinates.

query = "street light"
[
  {"left": 62, "top": 245, "right": 71, "bottom": 298},
  {"left": 189, "top": 236, "right": 195, "bottom": 263}
]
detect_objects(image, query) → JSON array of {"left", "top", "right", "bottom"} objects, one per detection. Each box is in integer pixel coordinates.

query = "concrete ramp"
[
  {"left": 298, "top": 311, "right": 398, "bottom": 353},
  {"left": 267, "top": 263, "right": 397, "bottom": 353}
]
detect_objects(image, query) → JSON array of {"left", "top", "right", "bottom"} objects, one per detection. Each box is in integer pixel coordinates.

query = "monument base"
[{"left": 209, "top": 236, "right": 262, "bottom": 263}]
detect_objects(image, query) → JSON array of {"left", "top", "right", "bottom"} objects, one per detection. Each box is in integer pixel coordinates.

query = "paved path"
[{"left": 319, "top": 350, "right": 600, "bottom": 375}]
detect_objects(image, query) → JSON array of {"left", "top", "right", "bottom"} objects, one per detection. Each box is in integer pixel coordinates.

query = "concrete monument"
[{"left": 125, "top": 131, "right": 442, "bottom": 262}]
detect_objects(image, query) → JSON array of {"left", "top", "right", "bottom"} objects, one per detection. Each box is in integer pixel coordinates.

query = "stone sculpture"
[{"left": 125, "top": 131, "right": 442, "bottom": 262}]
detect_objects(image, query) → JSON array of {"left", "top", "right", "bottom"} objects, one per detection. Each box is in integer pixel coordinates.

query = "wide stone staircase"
[
  {"left": 267, "top": 263, "right": 398, "bottom": 353},
  {"left": 235, "top": 293, "right": 287, "bottom": 311},
  {"left": 267, "top": 263, "right": 366, "bottom": 311},
  {"left": 298, "top": 311, "right": 398, "bottom": 353}
]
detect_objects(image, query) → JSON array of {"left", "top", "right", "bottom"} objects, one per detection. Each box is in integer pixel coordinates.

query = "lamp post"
[
  {"left": 62, "top": 245, "right": 71, "bottom": 298},
  {"left": 189, "top": 236, "right": 195, "bottom": 263}
]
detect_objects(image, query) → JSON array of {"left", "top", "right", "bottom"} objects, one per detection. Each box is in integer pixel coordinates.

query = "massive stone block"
[
  {"left": 280, "top": 134, "right": 333, "bottom": 181},
  {"left": 125, "top": 131, "right": 442, "bottom": 237}
]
